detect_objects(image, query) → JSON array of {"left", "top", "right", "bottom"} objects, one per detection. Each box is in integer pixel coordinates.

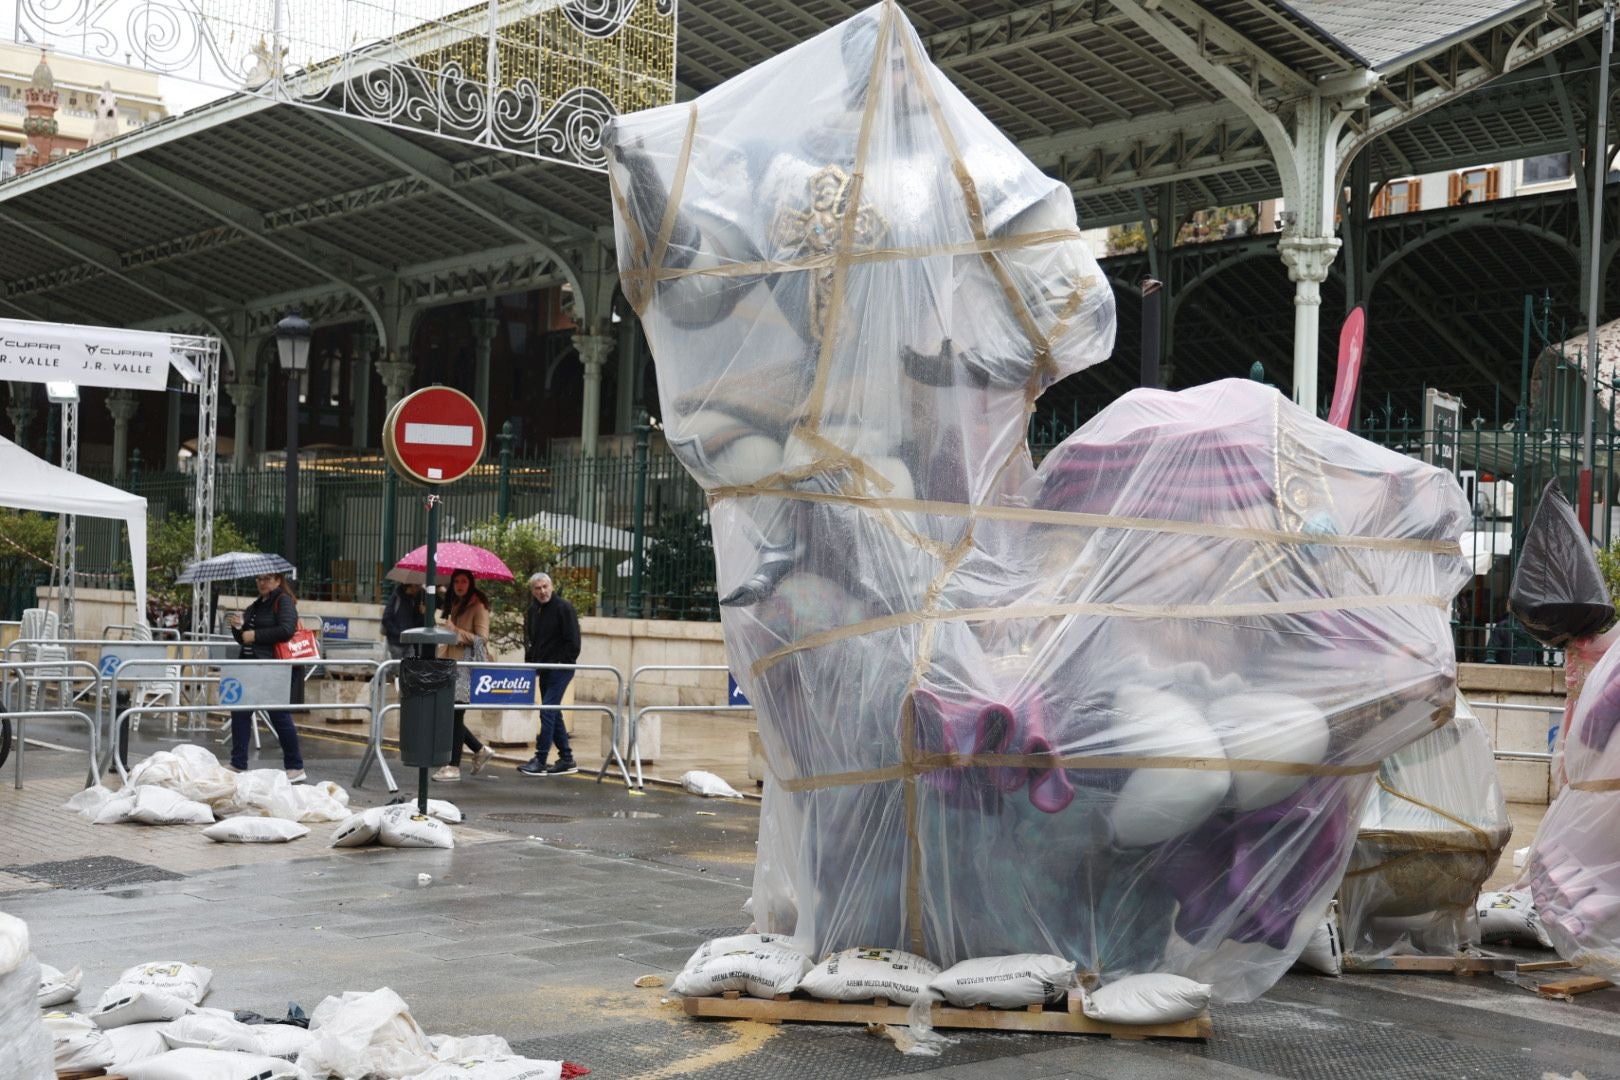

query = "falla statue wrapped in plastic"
[{"left": 607, "top": 0, "right": 1471, "bottom": 1003}]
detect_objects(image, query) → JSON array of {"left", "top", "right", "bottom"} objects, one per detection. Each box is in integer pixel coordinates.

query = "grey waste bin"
[{"left": 398, "top": 627, "right": 459, "bottom": 769}]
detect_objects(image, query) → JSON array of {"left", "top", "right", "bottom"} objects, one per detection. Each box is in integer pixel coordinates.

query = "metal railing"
[
  {"left": 619, "top": 665, "right": 753, "bottom": 792},
  {"left": 0, "top": 659, "right": 102, "bottom": 788},
  {"left": 357, "top": 659, "right": 633, "bottom": 792},
  {"left": 109, "top": 658, "right": 380, "bottom": 784}
]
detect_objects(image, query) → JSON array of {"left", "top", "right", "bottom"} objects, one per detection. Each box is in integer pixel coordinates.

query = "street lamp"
[{"left": 275, "top": 309, "right": 311, "bottom": 569}]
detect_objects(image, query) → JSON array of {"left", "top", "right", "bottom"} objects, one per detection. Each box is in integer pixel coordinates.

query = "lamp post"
[{"left": 276, "top": 309, "right": 311, "bottom": 569}]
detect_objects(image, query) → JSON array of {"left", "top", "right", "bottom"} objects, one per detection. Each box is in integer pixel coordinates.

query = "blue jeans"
[
  {"left": 536, "top": 669, "right": 575, "bottom": 762},
  {"left": 230, "top": 709, "right": 303, "bottom": 771}
]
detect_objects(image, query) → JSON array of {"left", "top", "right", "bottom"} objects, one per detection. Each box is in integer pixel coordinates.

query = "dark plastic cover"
[
  {"left": 1509, "top": 478, "right": 1614, "bottom": 646},
  {"left": 400, "top": 657, "right": 457, "bottom": 694}
]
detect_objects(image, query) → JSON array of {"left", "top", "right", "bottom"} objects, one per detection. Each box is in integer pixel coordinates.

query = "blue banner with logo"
[
  {"left": 469, "top": 667, "right": 536, "bottom": 706},
  {"left": 728, "top": 674, "right": 750, "bottom": 708},
  {"left": 322, "top": 617, "right": 349, "bottom": 640}
]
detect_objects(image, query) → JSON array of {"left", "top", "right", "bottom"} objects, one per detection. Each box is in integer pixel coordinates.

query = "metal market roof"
[{"left": 0, "top": 0, "right": 1608, "bottom": 343}]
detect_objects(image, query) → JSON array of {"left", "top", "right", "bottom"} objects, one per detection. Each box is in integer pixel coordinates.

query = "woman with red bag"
[{"left": 226, "top": 571, "right": 307, "bottom": 782}]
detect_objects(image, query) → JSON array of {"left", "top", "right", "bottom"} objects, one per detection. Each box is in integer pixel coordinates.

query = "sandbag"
[
  {"left": 1080, "top": 974, "right": 1211, "bottom": 1025},
  {"left": 429, "top": 1034, "right": 516, "bottom": 1060},
  {"left": 798, "top": 947, "right": 940, "bottom": 1006},
  {"left": 1509, "top": 479, "right": 1614, "bottom": 646},
  {"left": 92, "top": 989, "right": 195, "bottom": 1028},
  {"left": 97, "top": 961, "right": 212, "bottom": 1011},
  {"left": 296, "top": 987, "right": 434, "bottom": 1079},
  {"left": 670, "top": 940, "right": 811, "bottom": 999},
  {"left": 204, "top": 817, "right": 310, "bottom": 844},
  {"left": 128, "top": 745, "right": 238, "bottom": 804},
  {"left": 679, "top": 933, "right": 797, "bottom": 975},
  {"left": 1477, "top": 888, "right": 1554, "bottom": 949},
  {"left": 424, "top": 799, "right": 465, "bottom": 824},
  {"left": 680, "top": 770, "right": 744, "bottom": 798},
  {"left": 44, "top": 1010, "right": 116, "bottom": 1072},
  {"left": 96, "top": 786, "right": 215, "bottom": 826},
  {"left": 121, "top": 1047, "right": 310, "bottom": 1080},
  {"left": 63, "top": 784, "right": 119, "bottom": 821},
  {"left": 378, "top": 807, "right": 455, "bottom": 849},
  {"left": 223, "top": 771, "right": 351, "bottom": 823},
  {"left": 330, "top": 807, "right": 386, "bottom": 848},
  {"left": 37, "top": 962, "right": 81, "bottom": 1006},
  {"left": 1292, "top": 902, "right": 1344, "bottom": 976},
  {"left": 105, "top": 1021, "right": 171, "bottom": 1070},
  {"left": 159, "top": 1012, "right": 267, "bottom": 1053},
  {"left": 254, "top": 1024, "right": 317, "bottom": 1061},
  {"left": 931, "top": 954, "right": 1076, "bottom": 1008}
]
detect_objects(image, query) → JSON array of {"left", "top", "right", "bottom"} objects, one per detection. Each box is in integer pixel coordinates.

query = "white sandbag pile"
[
  {"left": 44, "top": 1010, "right": 116, "bottom": 1072},
  {"left": 69, "top": 746, "right": 362, "bottom": 837},
  {"left": 329, "top": 805, "right": 456, "bottom": 850},
  {"left": 92, "top": 960, "right": 213, "bottom": 1029},
  {"left": 1477, "top": 887, "right": 1555, "bottom": 949},
  {"left": 120, "top": 1047, "right": 310, "bottom": 1080},
  {"left": 1, "top": 914, "right": 55, "bottom": 1080},
  {"left": 294, "top": 987, "right": 561, "bottom": 1079}
]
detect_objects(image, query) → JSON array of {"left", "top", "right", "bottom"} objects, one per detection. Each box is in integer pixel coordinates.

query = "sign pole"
[{"left": 419, "top": 491, "right": 440, "bottom": 816}]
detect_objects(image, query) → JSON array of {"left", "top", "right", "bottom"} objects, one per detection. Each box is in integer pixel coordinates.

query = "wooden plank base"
[
  {"left": 682, "top": 990, "right": 1212, "bottom": 1040},
  {"left": 1536, "top": 976, "right": 1615, "bottom": 1001},
  {"left": 1342, "top": 953, "right": 1517, "bottom": 976}
]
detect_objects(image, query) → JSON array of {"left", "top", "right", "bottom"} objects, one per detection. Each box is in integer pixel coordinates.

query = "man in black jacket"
[{"left": 518, "top": 572, "right": 582, "bottom": 776}]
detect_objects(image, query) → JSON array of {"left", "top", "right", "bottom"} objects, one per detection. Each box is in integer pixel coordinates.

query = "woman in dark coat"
[{"left": 227, "top": 571, "right": 306, "bottom": 781}]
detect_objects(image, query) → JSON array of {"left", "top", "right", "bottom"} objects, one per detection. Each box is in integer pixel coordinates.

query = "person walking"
[
  {"left": 517, "top": 572, "right": 581, "bottom": 776},
  {"left": 435, "top": 568, "right": 495, "bottom": 782},
  {"left": 227, "top": 571, "right": 306, "bottom": 782},
  {"left": 381, "top": 581, "right": 427, "bottom": 660}
]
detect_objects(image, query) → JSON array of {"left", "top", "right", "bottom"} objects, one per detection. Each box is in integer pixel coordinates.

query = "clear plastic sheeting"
[
  {"left": 1338, "top": 694, "right": 1510, "bottom": 957},
  {"left": 607, "top": 0, "right": 1470, "bottom": 1003},
  {"left": 1524, "top": 633, "right": 1620, "bottom": 979}
]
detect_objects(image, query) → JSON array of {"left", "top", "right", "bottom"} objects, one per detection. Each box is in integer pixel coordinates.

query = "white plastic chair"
[
  {"left": 19, "top": 608, "right": 69, "bottom": 711},
  {"left": 125, "top": 622, "right": 184, "bottom": 733}
]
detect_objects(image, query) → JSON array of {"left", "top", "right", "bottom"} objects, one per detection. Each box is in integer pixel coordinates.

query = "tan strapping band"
[
  {"left": 708, "top": 485, "right": 1462, "bottom": 556},
  {"left": 620, "top": 228, "right": 1084, "bottom": 287},
  {"left": 750, "top": 593, "right": 1451, "bottom": 677},
  {"left": 769, "top": 750, "right": 1382, "bottom": 794},
  {"left": 1570, "top": 777, "right": 1620, "bottom": 792}
]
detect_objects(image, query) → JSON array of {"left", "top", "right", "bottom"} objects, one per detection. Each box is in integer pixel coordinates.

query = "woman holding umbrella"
[
  {"left": 226, "top": 570, "right": 306, "bottom": 782},
  {"left": 434, "top": 568, "right": 495, "bottom": 782}
]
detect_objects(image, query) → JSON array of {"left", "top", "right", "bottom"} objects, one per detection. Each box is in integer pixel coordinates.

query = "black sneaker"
[
  {"left": 545, "top": 759, "right": 579, "bottom": 776},
  {"left": 517, "top": 755, "right": 550, "bottom": 777}
]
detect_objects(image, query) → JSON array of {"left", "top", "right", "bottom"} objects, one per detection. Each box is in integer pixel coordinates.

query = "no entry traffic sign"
[{"left": 383, "top": 386, "right": 486, "bottom": 485}]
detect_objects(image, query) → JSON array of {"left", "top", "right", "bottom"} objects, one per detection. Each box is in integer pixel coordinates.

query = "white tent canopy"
[{"left": 0, "top": 435, "right": 148, "bottom": 622}]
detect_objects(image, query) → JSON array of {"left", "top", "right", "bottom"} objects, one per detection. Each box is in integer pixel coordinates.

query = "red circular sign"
[{"left": 384, "top": 386, "right": 486, "bottom": 485}]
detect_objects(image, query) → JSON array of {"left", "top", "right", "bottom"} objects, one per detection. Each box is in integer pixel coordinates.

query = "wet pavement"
[{"left": 3, "top": 723, "right": 1619, "bottom": 1079}]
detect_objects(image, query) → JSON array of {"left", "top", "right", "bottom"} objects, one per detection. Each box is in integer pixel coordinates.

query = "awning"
[{"left": 0, "top": 435, "right": 148, "bottom": 620}]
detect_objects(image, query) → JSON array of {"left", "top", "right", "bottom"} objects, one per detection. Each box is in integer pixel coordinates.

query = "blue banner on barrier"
[
  {"left": 322, "top": 617, "right": 350, "bottom": 640},
  {"left": 728, "top": 674, "right": 749, "bottom": 707},
  {"left": 469, "top": 667, "right": 536, "bottom": 705}
]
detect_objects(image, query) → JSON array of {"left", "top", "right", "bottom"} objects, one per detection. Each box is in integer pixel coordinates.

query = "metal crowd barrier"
[
  {"left": 109, "top": 658, "right": 380, "bottom": 785},
  {"left": 1470, "top": 699, "right": 1564, "bottom": 763},
  {"left": 617, "top": 665, "right": 754, "bottom": 792},
  {"left": 0, "top": 659, "right": 102, "bottom": 788},
  {"left": 356, "top": 659, "right": 633, "bottom": 792}
]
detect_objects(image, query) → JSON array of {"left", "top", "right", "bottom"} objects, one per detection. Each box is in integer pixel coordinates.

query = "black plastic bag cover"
[
  {"left": 400, "top": 657, "right": 456, "bottom": 694},
  {"left": 1509, "top": 478, "right": 1614, "bottom": 645}
]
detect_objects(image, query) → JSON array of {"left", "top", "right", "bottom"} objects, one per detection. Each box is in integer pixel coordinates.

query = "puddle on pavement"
[{"left": 606, "top": 810, "right": 663, "bottom": 819}]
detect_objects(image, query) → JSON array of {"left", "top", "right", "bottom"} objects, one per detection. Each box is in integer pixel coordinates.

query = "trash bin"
[{"left": 398, "top": 628, "right": 458, "bottom": 769}]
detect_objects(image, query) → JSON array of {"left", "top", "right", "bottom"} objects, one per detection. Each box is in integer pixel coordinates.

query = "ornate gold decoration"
[{"left": 772, "top": 164, "right": 888, "bottom": 341}]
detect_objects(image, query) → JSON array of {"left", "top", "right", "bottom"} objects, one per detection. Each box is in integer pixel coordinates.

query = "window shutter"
[
  {"left": 1410, "top": 178, "right": 1422, "bottom": 211},
  {"left": 1449, "top": 173, "right": 1462, "bottom": 205},
  {"left": 1486, "top": 167, "right": 1501, "bottom": 200}
]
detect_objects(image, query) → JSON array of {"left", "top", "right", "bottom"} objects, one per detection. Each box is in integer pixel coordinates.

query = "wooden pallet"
[
  {"left": 1342, "top": 953, "right": 1518, "bottom": 976},
  {"left": 683, "top": 989, "right": 1212, "bottom": 1040}
]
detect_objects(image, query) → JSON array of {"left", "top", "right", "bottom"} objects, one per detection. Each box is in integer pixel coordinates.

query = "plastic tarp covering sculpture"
[
  {"left": 1525, "top": 634, "right": 1620, "bottom": 978},
  {"left": 1338, "top": 694, "right": 1510, "bottom": 957},
  {"left": 606, "top": 0, "right": 1471, "bottom": 1002}
]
